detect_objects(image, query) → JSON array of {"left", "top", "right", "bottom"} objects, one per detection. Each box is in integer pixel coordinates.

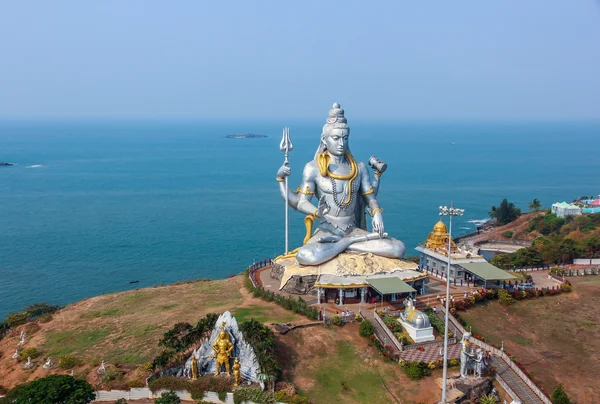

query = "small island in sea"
[
  {"left": 225, "top": 133, "right": 267, "bottom": 139},
  {"left": 0, "top": 162, "right": 14, "bottom": 166}
]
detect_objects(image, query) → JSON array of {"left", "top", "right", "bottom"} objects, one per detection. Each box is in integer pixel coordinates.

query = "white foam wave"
[
  {"left": 25, "top": 164, "right": 43, "bottom": 168},
  {"left": 459, "top": 226, "right": 471, "bottom": 230},
  {"left": 468, "top": 219, "right": 490, "bottom": 225}
]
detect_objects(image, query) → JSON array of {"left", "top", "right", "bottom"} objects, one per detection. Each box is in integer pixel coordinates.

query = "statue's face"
[{"left": 323, "top": 128, "right": 349, "bottom": 156}]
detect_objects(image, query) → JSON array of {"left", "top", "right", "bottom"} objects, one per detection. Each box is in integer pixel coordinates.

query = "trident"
[{"left": 280, "top": 127, "right": 293, "bottom": 254}]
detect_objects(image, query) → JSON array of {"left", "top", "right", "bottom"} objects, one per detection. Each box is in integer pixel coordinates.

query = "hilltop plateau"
[{"left": 0, "top": 276, "right": 442, "bottom": 403}]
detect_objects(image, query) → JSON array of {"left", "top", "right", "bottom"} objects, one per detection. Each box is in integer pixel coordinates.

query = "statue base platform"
[
  {"left": 271, "top": 252, "right": 422, "bottom": 295},
  {"left": 398, "top": 319, "right": 435, "bottom": 343}
]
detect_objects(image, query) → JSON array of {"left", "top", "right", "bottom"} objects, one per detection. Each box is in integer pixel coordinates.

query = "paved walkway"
[
  {"left": 490, "top": 356, "right": 545, "bottom": 404},
  {"left": 398, "top": 343, "right": 461, "bottom": 362}
]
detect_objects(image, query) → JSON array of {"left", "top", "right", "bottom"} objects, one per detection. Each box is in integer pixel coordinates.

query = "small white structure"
[
  {"left": 398, "top": 297, "right": 434, "bottom": 343},
  {"left": 551, "top": 202, "right": 582, "bottom": 218}
]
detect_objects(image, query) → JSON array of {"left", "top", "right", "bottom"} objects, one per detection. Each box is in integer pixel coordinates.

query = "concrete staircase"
[{"left": 490, "top": 356, "right": 545, "bottom": 404}]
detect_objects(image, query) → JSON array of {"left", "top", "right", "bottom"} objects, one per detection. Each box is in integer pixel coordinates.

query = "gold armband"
[
  {"left": 296, "top": 186, "right": 315, "bottom": 195},
  {"left": 276, "top": 177, "right": 285, "bottom": 182},
  {"left": 361, "top": 186, "right": 375, "bottom": 196},
  {"left": 371, "top": 208, "right": 383, "bottom": 216},
  {"left": 313, "top": 209, "right": 322, "bottom": 219}
]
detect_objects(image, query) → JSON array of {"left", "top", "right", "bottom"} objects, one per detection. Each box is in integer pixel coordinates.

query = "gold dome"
[{"left": 433, "top": 220, "right": 447, "bottom": 234}]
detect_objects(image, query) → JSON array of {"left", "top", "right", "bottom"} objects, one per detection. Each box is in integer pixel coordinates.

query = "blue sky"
[{"left": 1, "top": 1, "right": 599, "bottom": 120}]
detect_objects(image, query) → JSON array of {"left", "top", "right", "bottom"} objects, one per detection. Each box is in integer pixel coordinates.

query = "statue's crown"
[{"left": 326, "top": 102, "right": 347, "bottom": 124}]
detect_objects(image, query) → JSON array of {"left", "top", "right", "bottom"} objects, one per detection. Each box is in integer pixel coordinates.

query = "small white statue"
[
  {"left": 17, "top": 331, "right": 26, "bottom": 346},
  {"left": 97, "top": 360, "right": 106, "bottom": 375},
  {"left": 11, "top": 348, "right": 20, "bottom": 359},
  {"left": 43, "top": 357, "right": 54, "bottom": 369},
  {"left": 23, "top": 356, "right": 34, "bottom": 369},
  {"left": 70, "top": 369, "right": 74, "bottom": 376},
  {"left": 475, "top": 349, "right": 484, "bottom": 378}
]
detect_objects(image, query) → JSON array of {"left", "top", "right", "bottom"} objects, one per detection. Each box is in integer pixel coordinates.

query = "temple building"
[
  {"left": 415, "top": 219, "right": 515, "bottom": 287},
  {"left": 551, "top": 202, "right": 582, "bottom": 218}
]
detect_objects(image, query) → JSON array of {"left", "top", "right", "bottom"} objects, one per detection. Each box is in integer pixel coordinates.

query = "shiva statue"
[
  {"left": 212, "top": 322, "right": 234, "bottom": 375},
  {"left": 276, "top": 103, "right": 405, "bottom": 265}
]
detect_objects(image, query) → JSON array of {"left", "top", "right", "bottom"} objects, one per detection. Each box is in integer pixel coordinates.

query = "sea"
[{"left": 1, "top": 119, "right": 598, "bottom": 318}]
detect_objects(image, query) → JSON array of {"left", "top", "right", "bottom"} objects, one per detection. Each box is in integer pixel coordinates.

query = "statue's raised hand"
[
  {"left": 277, "top": 164, "right": 291, "bottom": 179},
  {"left": 316, "top": 196, "right": 330, "bottom": 218},
  {"left": 372, "top": 210, "right": 385, "bottom": 237}
]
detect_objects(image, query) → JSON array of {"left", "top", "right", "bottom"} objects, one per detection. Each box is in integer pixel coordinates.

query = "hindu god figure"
[
  {"left": 212, "top": 323, "right": 234, "bottom": 375},
  {"left": 276, "top": 103, "right": 405, "bottom": 265}
]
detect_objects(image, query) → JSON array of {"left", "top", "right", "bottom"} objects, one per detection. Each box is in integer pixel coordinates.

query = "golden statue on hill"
[{"left": 212, "top": 322, "right": 234, "bottom": 375}]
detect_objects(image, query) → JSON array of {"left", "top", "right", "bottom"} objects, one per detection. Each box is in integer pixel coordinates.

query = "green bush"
[
  {"left": 550, "top": 383, "right": 571, "bottom": 404},
  {"left": 100, "top": 367, "right": 123, "bottom": 384},
  {"left": 240, "top": 319, "right": 281, "bottom": 384},
  {"left": 561, "top": 283, "right": 573, "bottom": 293},
  {"left": 331, "top": 315, "right": 342, "bottom": 326},
  {"left": 479, "top": 393, "right": 499, "bottom": 404},
  {"left": 402, "top": 361, "right": 431, "bottom": 380},
  {"left": 423, "top": 307, "right": 445, "bottom": 335},
  {"left": 359, "top": 319, "right": 374, "bottom": 337},
  {"left": 6, "top": 311, "right": 29, "bottom": 328},
  {"left": 155, "top": 390, "right": 181, "bottom": 404},
  {"left": 2, "top": 375, "right": 95, "bottom": 404},
  {"left": 58, "top": 356, "right": 81, "bottom": 370},
  {"left": 497, "top": 289, "right": 515, "bottom": 306},
  {"left": 502, "top": 231, "right": 514, "bottom": 239},
  {"left": 233, "top": 387, "right": 275, "bottom": 404},
  {"left": 25, "top": 303, "right": 60, "bottom": 318},
  {"left": 20, "top": 347, "right": 39, "bottom": 360},
  {"left": 114, "top": 399, "right": 128, "bottom": 404}
]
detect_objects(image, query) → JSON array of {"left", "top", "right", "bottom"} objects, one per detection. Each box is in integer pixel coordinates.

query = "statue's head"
[
  {"left": 320, "top": 102, "right": 350, "bottom": 157},
  {"left": 235, "top": 358, "right": 240, "bottom": 364},
  {"left": 463, "top": 332, "right": 471, "bottom": 341}
]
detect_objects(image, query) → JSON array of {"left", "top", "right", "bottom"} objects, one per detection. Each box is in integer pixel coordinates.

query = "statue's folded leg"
[{"left": 346, "top": 237, "right": 405, "bottom": 259}]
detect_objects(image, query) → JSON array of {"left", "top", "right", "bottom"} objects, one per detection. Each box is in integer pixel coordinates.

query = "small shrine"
[
  {"left": 397, "top": 297, "right": 434, "bottom": 343},
  {"left": 181, "top": 311, "right": 260, "bottom": 383}
]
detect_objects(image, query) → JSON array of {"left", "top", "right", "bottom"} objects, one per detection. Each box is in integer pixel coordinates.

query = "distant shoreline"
[{"left": 225, "top": 133, "right": 267, "bottom": 139}]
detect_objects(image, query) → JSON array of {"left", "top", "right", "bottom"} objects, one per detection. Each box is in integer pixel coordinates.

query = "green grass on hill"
[
  {"left": 231, "top": 305, "right": 297, "bottom": 324},
  {"left": 303, "top": 341, "right": 387, "bottom": 403},
  {"left": 44, "top": 328, "right": 111, "bottom": 357}
]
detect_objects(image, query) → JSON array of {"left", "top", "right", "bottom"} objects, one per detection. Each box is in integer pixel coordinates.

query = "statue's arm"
[
  {"left": 359, "top": 163, "right": 382, "bottom": 213},
  {"left": 359, "top": 164, "right": 385, "bottom": 236},
  {"left": 276, "top": 165, "right": 300, "bottom": 210},
  {"left": 296, "top": 163, "right": 319, "bottom": 216}
]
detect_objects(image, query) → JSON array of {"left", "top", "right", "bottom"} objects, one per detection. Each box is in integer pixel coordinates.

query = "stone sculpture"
[
  {"left": 460, "top": 333, "right": 474, "bottom": 377},
  {"left": 183, "top": 311, "right": 260, "bottom": 383},
  {"left": 43, "top": 357, "right": 54, "bottom": 369},
  {"left": 276, "top": 103, "right": 405, "bottom": 265},
  {"left": 11, "top": 348, "right": 20, "bottom": 359},
  {"left": 212, "top": 322, "right": 234, "bottom": 375},
  {"left": 23, "top": 356, "right": 33, "bottom": 369},
  {"left": 17, "top": 331, "right": 25, "bottom": 347},
  {"left": 400, "top": 297, "right": 430, "bottom": 329},
  {"left": 97, "top": 360, "right": 106, "bottom": 375}
]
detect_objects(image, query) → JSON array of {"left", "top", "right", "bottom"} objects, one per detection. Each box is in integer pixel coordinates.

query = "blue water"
[{"left": 1, "top": 120, "right": 598, "bottom": 318}]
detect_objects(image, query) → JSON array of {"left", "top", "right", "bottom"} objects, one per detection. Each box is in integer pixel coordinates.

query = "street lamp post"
[{"left": 439, "top": 204, "right": 464, "bottom": 404}]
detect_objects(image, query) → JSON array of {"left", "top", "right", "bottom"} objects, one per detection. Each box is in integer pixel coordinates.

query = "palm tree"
[{"left": 528, "top": 198, "right": 542, "bottom": 212}]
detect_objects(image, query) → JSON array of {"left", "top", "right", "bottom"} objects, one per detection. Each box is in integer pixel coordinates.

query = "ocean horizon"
[{"left": 1, "top": 119, "right": 599, "bottom": 318}]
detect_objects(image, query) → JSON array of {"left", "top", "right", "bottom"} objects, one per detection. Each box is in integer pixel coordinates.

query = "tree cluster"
[
  {"left": 491, "top": 213, "right": 600, "bottom": 268},
  {"left": 152, "top": 313, "right": 218, "bottom": 371},
  {"left": 489, "top": 198, "right": 521, "bottom": 225}
]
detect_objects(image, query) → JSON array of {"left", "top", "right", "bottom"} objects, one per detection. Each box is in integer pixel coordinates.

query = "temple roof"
[{"left": 459, "top": 262, "right": 516, "bottom": 281}]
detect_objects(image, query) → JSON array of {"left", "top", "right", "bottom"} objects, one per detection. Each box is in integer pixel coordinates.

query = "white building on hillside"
[{"left": 551, "top": 202, "right": 582, "bottom": 218}]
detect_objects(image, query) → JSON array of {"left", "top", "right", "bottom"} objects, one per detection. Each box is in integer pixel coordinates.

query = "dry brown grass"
[
  {"left": 459, "top": 276, "right": 600, "bottom": 403},
  {"left": 0, "top": 276, "right": 307, "bottom": 390}
]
